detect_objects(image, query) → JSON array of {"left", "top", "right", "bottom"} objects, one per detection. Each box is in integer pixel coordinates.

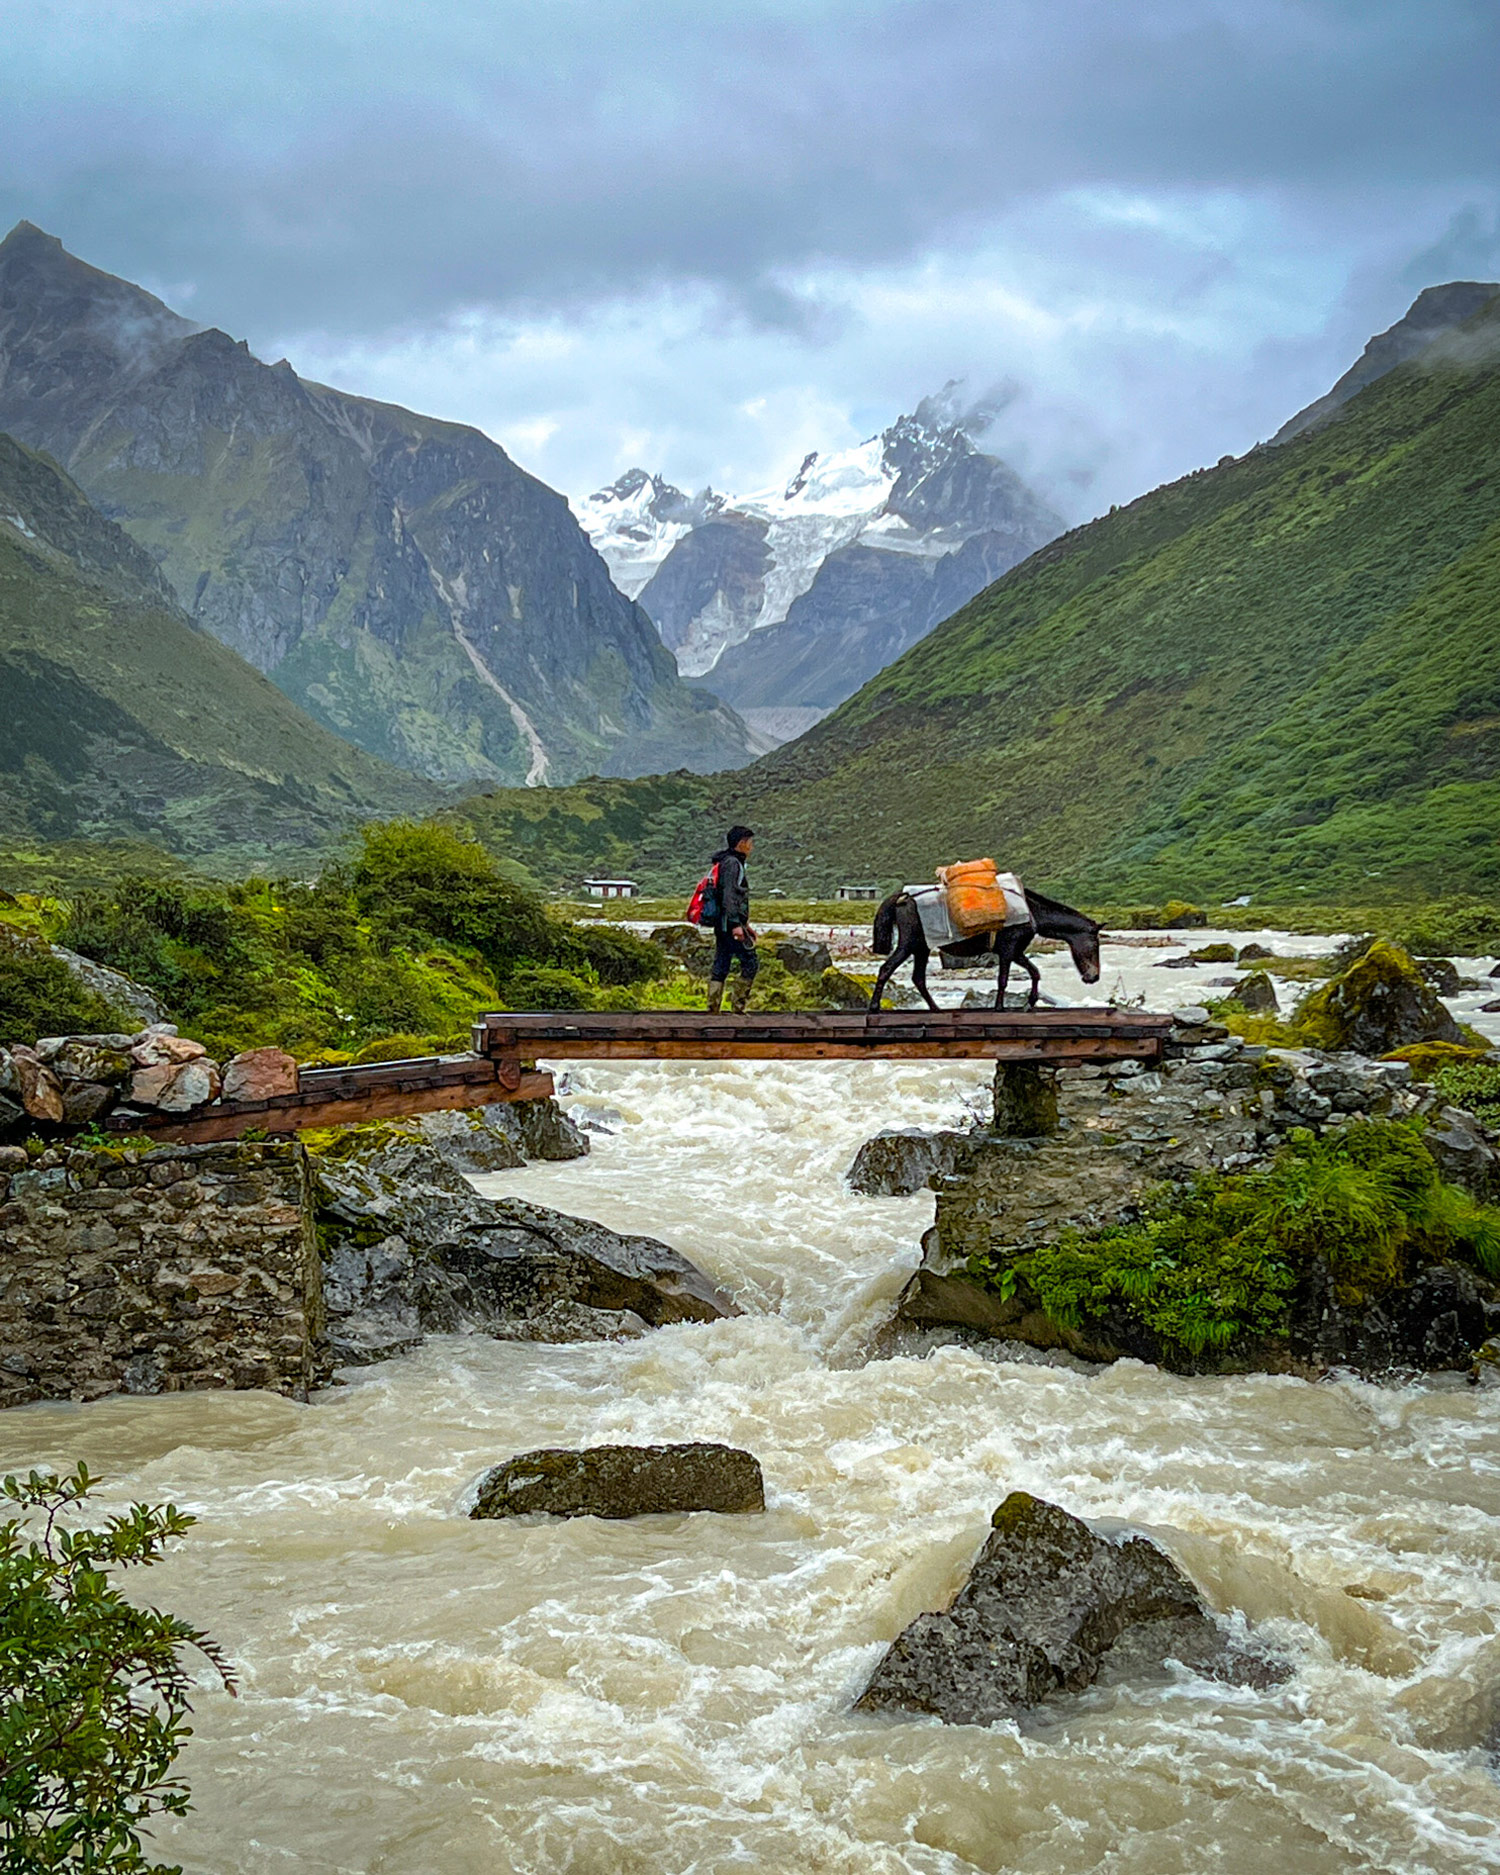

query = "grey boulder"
[
  {"left": 407, "top": 1098, "right": 589, "bottom": 1174},
  {"left": 470, "top": 1442, "right": 765, "bottom": 1520},
  {"left": 314, "top": 1127, "right": 737, "bottom": 1359},
  {"left": 773, "top": 937, "right": 832, "bottom": 977},
  {"left": 847, "top": 1128, "right": 975, "bottom": 1196},
  {"left": 857, "top": 1492, "right": 1283, "bottom": 1725}
]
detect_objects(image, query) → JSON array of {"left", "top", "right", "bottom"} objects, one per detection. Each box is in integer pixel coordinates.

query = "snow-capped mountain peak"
[{"left": 573, "top": 389, "right": 1060, "bottom": 681}]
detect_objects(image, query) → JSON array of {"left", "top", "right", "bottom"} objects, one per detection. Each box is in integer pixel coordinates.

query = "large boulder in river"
[
  {"left": 312, "top": 1126, "right": 735, "bottom": 1362},
  {"left": 470, "top": 1443, "right": 765, "bottom": 1520},
  {"left": 847, "top": 1128, "right": 975, "bottom": 1195},
  {"left": 1298, "top": 940, "right": 1463, "bottom": 1055},
  {"left": 1220, "top": 970, "right": 1278, "bottom": 1014},
  {"left": 857, "top": 1492, "right": 1280, "bottom": 1725}
]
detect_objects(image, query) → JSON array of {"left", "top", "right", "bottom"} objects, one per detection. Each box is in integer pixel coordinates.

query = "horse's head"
[{"left": 1068, "top": 919, "right": 1103, "bottom": 984}]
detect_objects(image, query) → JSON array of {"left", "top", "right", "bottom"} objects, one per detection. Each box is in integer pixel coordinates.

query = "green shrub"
[
  {"left": 353, "top": 821, "right": 549, "bottom": 979},
  {"left": 0, "top": 1465, "right": 234, "bottom": 1871},
  {"left": 504, "top": 966, "right": 598, "bottom": 1010},
  {"left": 975, "top": 1119, "right": 1500, "bottom": 1358},
  {"left": 1396, "top": 896, "right": 1500, "bottom": 957},
  {"left": 60, "top": 878, "right": 250, "bottom": 1020},
  {"left": 552, "top": 923, "right": 667, "bottom": 986},
  {"left": 348, "top": 1031, "right": 473, "bottom": 1064},
  {"left": 1431, "top": 1055, "right": 1500, "bottom": 1128},
  {"left": 0, "top": 929, "right": 125, "bottom": 1046}
]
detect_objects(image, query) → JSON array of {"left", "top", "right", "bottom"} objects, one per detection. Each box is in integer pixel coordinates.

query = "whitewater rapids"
[{"left": 3, "top": 1053, "right": 1499, "bottom": 1873}]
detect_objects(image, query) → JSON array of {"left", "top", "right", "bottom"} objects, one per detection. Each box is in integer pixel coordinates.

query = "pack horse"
[{"left": 869, "top": 882, "right": 1103, "bottom": 1011}]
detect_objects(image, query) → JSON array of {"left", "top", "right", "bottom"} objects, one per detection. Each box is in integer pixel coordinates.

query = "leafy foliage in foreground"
[
  {"left": 969, "top": 1122, "right": 1500, "bottom": 1359},
  {"left": 0, "top": 1466, "right": 234, "bottom": 1873}
]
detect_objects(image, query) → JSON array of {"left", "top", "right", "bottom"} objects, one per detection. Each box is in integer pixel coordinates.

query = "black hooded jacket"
[{"left": 710, "top": 847, "right": 751, "bottom": 930}]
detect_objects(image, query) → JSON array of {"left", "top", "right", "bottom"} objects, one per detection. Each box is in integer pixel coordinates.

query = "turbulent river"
[{"left": 3, "top": 934, "right": 1500, "bottom": 1873}]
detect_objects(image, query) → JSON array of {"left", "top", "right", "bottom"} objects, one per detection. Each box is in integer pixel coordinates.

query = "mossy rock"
[
  {"left": 820, "top": 966, "right": 872, "bottom": 1010},
  {"left": 1217, "top": 970, "right": 1279, "bottom": 1014},
  {"left": 1188, "top": 943, "right": 1237, "bottom": 964},
  {"left": 1296, "top": 940, "right": 1463, "bottom": 1055},
  {"left": 1383, "top": 1039, "right": 1495, "bottom": 1081},
  {"left": 1158, "top": 900, "right": 1207, "bottom": 928},
  {"left": 470, "top": 1443, "right": 765, "bottom": 1519}
]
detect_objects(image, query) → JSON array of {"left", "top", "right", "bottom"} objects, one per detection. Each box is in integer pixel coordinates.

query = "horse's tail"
[{"left": 871, "top": 892, "right": 902, "bottom": 955}]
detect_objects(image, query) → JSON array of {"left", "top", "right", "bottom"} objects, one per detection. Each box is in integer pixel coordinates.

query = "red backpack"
[{"left": 686, "top": 863, "right": 721, "bottom": 926}]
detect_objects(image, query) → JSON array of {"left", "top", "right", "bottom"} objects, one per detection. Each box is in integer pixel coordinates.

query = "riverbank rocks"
[
  {"left": 857, "top": 1493, "right": 1280, "bottom": 1725},
  {"left": 470, "top": 1443, "right": 765, "bottom": 1520},
  {"left": 220, "top": 1047, "right": 298, "bottom": 1103},
  {"left": 893, "top": 1037, "right": 1500, "bottom": 1375},
  {"left": 649, "top": 924, "right": 715, "bottom": 975},
  {"left": 772, "top": 936, "right": 832, "bottom": 976},
  {"left": 313, "top": 1125, "right": 736, "bottom": 1363},
  {"left": 402, "top": 1097, "right": 589, "bottom": 1174},
  {"left": 1219, "top": 970, "right": 1278, "bottom": 1014},
  {"left": 1299, "top": 941, "right": 1464, "bottom": 1054}
]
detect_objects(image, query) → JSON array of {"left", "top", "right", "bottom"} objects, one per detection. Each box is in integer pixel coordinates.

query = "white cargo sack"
[
  {"left": 908, "top": 875, "right": 1028, "bottom": 947},
  {"left": 996, "top": 871, "right": 1029, "bottom": 927},
  {"left": 906, "top": 885, "right": 958, "bottom": 947}
]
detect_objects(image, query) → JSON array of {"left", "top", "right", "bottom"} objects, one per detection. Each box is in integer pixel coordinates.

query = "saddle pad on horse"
[{"left": 905, "top": 885, "right": 959, "bottom": 947}]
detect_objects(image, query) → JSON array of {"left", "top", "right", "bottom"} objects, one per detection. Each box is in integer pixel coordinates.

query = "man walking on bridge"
[{"left": 706, "top": 825, "right": 757, "bottom": 1014}]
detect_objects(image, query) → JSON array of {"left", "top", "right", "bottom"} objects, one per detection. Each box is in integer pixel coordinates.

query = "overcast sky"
[{"left": 5, "top": 0, "right": 1498, "bottom": 520}]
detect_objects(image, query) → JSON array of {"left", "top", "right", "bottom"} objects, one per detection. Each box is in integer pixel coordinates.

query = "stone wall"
[{"left": 0, "top": 1140, "right": 324, "bottom": 1408}]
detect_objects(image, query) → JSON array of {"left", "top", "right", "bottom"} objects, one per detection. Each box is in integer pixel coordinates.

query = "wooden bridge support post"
[{"left": 991, "top": 1062, "right": 1059, "bottom": 1137}]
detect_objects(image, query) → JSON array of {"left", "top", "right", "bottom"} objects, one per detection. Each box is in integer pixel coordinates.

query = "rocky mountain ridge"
[
  {"left": 453, "top": 282, "right": 1500, "bottom": 902},
  {"left": 576, "top": 389, "right": 1061, "bottom": 727},
  {"left": 0, "top": 222, "right": 755, "bottom": 787}
]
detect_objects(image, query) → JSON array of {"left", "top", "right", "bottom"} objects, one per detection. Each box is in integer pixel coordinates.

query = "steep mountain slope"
[
  {"left": 455, "top": 286, "right": 1500, "bottom": 904},
  {"left": 1272, "top": 280, "right": 1497, "bottom": 443},
  {"left": 0, "top": 222, "right": 754, "bottom": 786},
  {"left": 577, "top": 394, "right": 1061, "bottom": 720},
  {"left": 0, "top": 431, "right": 432, "bottom": 864}
]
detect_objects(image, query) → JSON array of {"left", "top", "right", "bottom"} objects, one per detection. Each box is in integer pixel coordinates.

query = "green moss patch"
[{"left": 968, "top": 1120, "right": 1500, "bottom": 1362}]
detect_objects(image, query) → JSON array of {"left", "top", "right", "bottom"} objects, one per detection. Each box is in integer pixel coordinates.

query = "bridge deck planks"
[
  {"left": 473, "top": 1007, "right": 1171, "bottom": 1063},
  {"left": 100, "top": 1009, "right": 1170, "bottom": 1146}
]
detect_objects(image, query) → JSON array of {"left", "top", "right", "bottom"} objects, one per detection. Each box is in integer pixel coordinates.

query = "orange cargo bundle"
[{"left": 936, "top": 857, "right": 1009, "bottom": 935}]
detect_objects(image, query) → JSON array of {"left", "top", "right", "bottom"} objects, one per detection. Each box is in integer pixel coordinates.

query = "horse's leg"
[
  {"left": 993, "top": 931, "right": 1024, "bottom": 1010},
  {"left": 869, "top": 940, "right": 903, "bottom": 1010},
  {"left": 869, "top": 908, "right": 913, "bottom": 1009},
  {"left": 1018, "top": 943, "right": 1042, "bottom": 1008},
  {"left": 910, "top": 937, "right": 940, "bottom": 1011}
]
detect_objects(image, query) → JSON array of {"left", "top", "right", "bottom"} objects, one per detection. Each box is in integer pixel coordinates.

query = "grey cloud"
[{"left": 3, "top": 0, "right": 1498, "bottom": 343}]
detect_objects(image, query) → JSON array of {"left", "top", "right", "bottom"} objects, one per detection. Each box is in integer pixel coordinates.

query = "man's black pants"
[{"left": 711, "top": 929, "right": 758, "bottom": 981}]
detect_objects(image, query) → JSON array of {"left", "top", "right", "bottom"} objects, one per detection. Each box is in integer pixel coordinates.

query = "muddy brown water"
[{"left": 4, "top": 1047, "right": 1499, "bottom": 1874}]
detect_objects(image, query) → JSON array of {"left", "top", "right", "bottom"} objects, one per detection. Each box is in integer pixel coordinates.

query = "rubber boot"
[
  {"left": 705, "top": 978, "right": 726, "bottom": 1013},
  {"left": 729, "top": 973, "right": 754, "bottom": 1014}
]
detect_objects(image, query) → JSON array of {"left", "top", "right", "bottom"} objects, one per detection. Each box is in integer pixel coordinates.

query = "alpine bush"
[
  {"left": 0, "top": 1466, "right": 235, "bottom": 1872},
  {"left": 976, "top": 1120, "right": 1500, "bottom": 1360}
]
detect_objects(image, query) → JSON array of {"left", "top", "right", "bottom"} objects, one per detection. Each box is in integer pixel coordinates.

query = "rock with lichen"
[
  {"left": 1296, "top": 940, "right": 1463, "bottom": 1054},
  {"left": 856, "top": 1492, "right": 1283, "bottom": 1724},
  {"left": 470, "top": 1443, "right": 764, "bottom": 1520}
]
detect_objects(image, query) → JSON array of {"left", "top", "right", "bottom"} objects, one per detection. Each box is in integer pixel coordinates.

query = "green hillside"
[
  {"left": 453, "top": 293, "right": 1500, "bottom": 904},
  {"left": 0, "top": 432, "right": 432, "bottom": 871}
]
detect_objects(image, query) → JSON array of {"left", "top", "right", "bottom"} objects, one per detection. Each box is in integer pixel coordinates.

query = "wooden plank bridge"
[{"left": 108, "top": 1007, "right": 1172, "bottom": 1145}]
